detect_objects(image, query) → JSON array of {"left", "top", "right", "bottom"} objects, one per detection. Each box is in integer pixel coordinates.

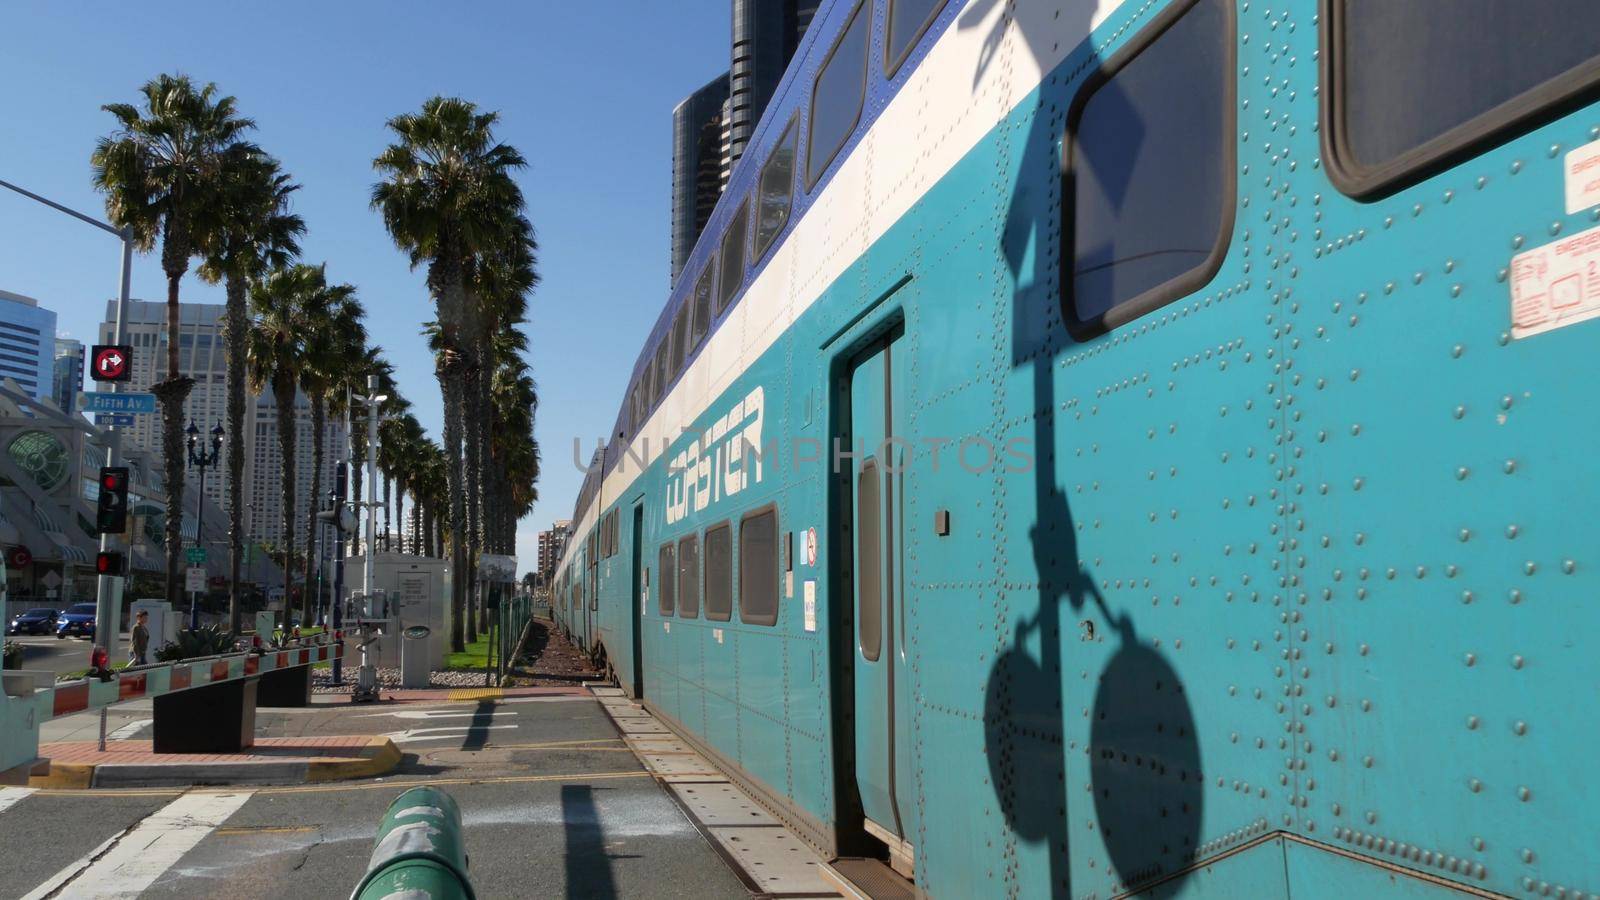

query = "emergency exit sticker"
[
  {"left": 1509, "top": 223, "right": 1600, "bottom": 340},
  {"left": 1566, "top": 140, "right": 1600, "bottom": 214}
]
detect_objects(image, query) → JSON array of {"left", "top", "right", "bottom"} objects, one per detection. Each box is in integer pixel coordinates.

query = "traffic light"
[
  {"left": 96, "top": 466, "right": 129, "bottom": 534},
  {"left": 95, "top": 551, "right": 125, "bottom": 576}
]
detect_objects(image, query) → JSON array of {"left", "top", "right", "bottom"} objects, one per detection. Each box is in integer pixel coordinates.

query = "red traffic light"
[
  {"left": 101, "top": 471, "right": 121, "bottom": 490},
  {"left": 95, "top": 551, "right": 125, "bottom": 575}
]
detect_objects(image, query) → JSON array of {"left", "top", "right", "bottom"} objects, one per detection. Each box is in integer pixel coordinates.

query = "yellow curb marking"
[{"left": 215, "top": 825, "right": 319, "bottom": 836}]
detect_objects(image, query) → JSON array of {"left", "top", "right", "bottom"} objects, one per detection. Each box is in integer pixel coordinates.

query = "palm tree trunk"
[
  {"left": 410, "top": 496, "right": 422, "bottom": 554},
  {"left": 302, "top": 394, "right": 326, "bottom": 628},
  {"left": 156, "top": 229, "right": 194, "bottom": 609},
  {"left": 349, "top": 437, "right": 365, "bottom": 556},
  {"left": 394, "top": 480, "right": 406, "bottom": 554},
  {"left": 382, "top": 472, "right": 392, "bottom": 551},
  {"left": 273, "top": 376, "right": 297, "bottom": 626},
  {"left": 441, "top": 373, "right": 467, "bottom": 652},
  {"left": 223, "top": 273, "right": 249, "bottom": 633}
]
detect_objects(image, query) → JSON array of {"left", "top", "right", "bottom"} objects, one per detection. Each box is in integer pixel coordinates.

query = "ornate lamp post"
[{"left": 185, "top": 420, "right": 224, "bottom": 629}]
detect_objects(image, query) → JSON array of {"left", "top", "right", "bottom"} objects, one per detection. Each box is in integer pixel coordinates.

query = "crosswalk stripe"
[
  {"left": 21, "top": 789, "right": 253, "bottom": 900},
  {"left": 0, "top": 786, "right": 34, "bottom": 814}
]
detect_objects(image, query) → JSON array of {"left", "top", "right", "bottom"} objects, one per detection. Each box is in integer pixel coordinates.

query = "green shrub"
[
  {"left": 2, "top": 640, "right": 20, "bottom": 670},
  {"left": 153, "top": 625, "right": 238, "bottom": 662}
]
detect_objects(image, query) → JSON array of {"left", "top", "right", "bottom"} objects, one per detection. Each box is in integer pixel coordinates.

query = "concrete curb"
[{"left": 29, "top": 736, "right": 402, "bottom": 789}]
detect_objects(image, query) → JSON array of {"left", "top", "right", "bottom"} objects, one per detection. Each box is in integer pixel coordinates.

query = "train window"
[
  {"left": 705, "top": 522, "right": 733, "bottom": 621},
  {"left": 671, "top": 305, "right": 690, "bottom": 377},
  {"left": 1325, "top": 1, "right": 1600, "bottom": 197},
  {"left": 653, "top": 341, "right": 669, "bottom": 404},
  {"left": 885, "top": 0, "right": 945, "bottom": 78},
  {"left": 807, "top": 1, "right": 869, "bottom": 188},
  {"left": 1064, "top": 0, "right": 1232, "bottom": 336},
  {"left": 658, "top": 543, "right": 676, "bottom": 616},
  {"left": 690, "top": 262, "right": 715, "bottom": 352},
  {"left": 754, "top": 119, "right": 797, "bottom": 260},
  {"left": 856, "top": 460, "right": 881, "bottom": 661},
  {"left": 678, "top": 534, "right": 700, "bottom": 618},
  {"left": 739, "top": 506, "right": 779, "bottom": 626},
  {"left": 718, "top": 200, "right": 749, "bottom": 314}
]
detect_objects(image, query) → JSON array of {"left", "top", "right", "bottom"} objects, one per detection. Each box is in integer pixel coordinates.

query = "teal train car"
[{"left": 551, "top": 0, "right": 1600, "bottom": 895}]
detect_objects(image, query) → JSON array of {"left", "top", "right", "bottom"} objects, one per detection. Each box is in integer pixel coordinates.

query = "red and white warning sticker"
[
  {"left": 1566, "top": 140, "right": 1600, "bottom": 214},
  {"left": 1510, "top": 224, "right": 1600, "bottom": 340}
]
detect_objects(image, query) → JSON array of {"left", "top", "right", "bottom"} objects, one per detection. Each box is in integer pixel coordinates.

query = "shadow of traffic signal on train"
[{"left": 964, "top": 0, "right": 1205, "bottom": 894}]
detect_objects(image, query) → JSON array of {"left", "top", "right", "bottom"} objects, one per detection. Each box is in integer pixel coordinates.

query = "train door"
[
  {"left": 630, "top": 502, "right": 645, "bottom": 698},
  {"left": 844, "top": 326, "right": 916, "bottom": 862}
]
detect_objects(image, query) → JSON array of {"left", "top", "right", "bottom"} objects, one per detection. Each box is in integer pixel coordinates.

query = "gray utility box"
[{"left": 341, "top": 553, "right": 450, "bottom": 672}]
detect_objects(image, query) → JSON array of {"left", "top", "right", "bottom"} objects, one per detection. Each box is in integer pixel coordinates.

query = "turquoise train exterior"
[{"left": 552, "top": 0, "right": 1600, "bottom": 895}]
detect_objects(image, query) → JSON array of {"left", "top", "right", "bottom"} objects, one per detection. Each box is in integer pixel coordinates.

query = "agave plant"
[{"left": 153, "top": 625, "right": 239, "bottom": 662}]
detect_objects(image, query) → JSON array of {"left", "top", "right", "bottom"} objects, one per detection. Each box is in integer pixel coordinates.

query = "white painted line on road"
[
  {"left": 22, "top": 789, "right": 254, "bottom": 900},
  {"left": 107, "top": 719, "right": 151, "bottom": 741},
  {"left": 0, "top": 786, "right": 34, "bottom": 814},
  {"left": 358, "top": 709, "right": 521, "bottom": 720},
  {"left": 382, "top": 724, "right": 520, "bottom": 744}
]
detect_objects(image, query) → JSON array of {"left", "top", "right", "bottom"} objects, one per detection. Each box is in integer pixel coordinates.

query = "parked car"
[
  {"left": 7, "top": 608, "right": 58, "bottom": 636},
  {"left": 55, "top": 603, "right": 97, "bottom": 639}
]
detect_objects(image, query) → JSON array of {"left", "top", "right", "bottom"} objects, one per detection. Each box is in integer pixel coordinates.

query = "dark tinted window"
[
  {"left": 678, "top": 534, "right": 700, "bottom": 618},
  {"left": 658, "top": 543, "right": 676, "bottom": 615},
  {"left": 1068, "top": 0, "right": 1230, "bottom": 330},
  {"left": 718, "top": 201, "right": 749, "bottom": 314},
  {"left": 886, "top": 0, "right": 945, "bottom": 76},
  {"left": 755, "top": 120, "right": 797, "bottom": 259},
  {"left": 739, "top": 507, "right": 779, "bottom": 625},
  {"left": 856, "top": 461, "right": 881, "bottom": 661},
  {"left": 807, "top": 2, "right": 869, "bottom": 187},
  {"left": 705, "top": 523, "right": 732, "bottom": 621},
  {"left": 690, "top": 263, "right": 715, "bottom": 350},
  {"left": 671, "top": 305, "right": 690, "bottom": 376},
  {"left": 1331, "top": 0, "right": 1600, "bottom": 190}
]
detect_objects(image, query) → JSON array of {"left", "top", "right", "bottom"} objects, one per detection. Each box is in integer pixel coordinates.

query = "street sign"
[
  {"left": 90, "top": 344, "right": 132, "bottom": 382},
  {"left": 186, "top": 546, "right": 208, "bottom": 565},
  {"left": 79, "top": 391, "right": 157, "bottom": 415},
  {"left": 94, "top": 413, "right": 136, "bottom": 427},
  {"left": 185, "top": 566, "right": 206, "bottom": 592}
]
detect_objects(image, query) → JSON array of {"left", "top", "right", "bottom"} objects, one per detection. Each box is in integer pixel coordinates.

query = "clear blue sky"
[{"left": 0, "top": 1, "right": 729, "bottom": 575}]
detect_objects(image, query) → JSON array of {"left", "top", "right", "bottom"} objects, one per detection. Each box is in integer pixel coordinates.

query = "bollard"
[{"left": 350, "top": 786, "right": 475, "bottom": 900}]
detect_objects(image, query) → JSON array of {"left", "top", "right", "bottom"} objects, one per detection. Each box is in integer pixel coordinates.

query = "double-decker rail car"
[{"left": 551, "top": 0, "right": 1600, "bottom": 895}]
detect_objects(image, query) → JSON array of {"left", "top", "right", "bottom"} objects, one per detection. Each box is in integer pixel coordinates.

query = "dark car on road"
[
  {"left": 54, "top": 603, "right": 97, "bottom": 639},
  {"left": 7, "top": 607, "right": 59, "bottom": 635}
]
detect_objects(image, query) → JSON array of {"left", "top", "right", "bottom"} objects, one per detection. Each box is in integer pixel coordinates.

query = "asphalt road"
[
  {"left": 4, "top": 692, "right": 755, "bottom": 899},
  {"left": 7, "top": 632, "right": 105, "bottom": 678}
]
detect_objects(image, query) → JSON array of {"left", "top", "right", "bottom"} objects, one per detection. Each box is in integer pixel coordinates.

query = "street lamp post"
[{"left": 185, "top": 421, "right": 224, "bottom": 630}]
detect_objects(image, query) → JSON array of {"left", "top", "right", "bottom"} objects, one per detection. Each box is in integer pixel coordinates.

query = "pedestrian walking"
[{"left": 130, "top": 610, "right": 150, "bottom": 666}]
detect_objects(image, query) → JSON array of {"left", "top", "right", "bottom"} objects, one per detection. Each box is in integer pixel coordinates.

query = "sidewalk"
[
  {"left": 33, "top": 735, "right": 399, "bottom": 789},
  {"left": 309, "top": 684, "right": 590, "bottom": 704}
]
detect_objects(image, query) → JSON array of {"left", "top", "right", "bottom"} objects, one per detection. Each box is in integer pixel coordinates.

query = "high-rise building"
[
  {"left": 670, "top": 1, "right": 818, "bottom": 284},
  {"left": 98, "top": 300, "right": 347, "bottom": 556},
  {"left": 52, "top": 338, "right": 83, "bottom": 413},
  {"left": 538, "top": 519, "right": 573, "bottom": 584},
  {"left": 729, "top": 0, "right": 819, "bottom": 168},
  {"left": 0, "top": 290, "right": 56, "bottom": 401},
  {"left": 671, "top": 74, "right": 731, "bottom": 284}
]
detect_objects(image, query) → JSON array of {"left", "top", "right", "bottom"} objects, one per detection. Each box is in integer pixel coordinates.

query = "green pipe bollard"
[{"left": 350, "top": 786, "right": 475, "bottom": 900}]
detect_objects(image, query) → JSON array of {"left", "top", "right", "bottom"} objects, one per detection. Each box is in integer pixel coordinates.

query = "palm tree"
[
  {"left": 333, "top": 347, "right": 391, "bottom": 557},
  {"left": 372, "top": 96, "right": 529, "bottom": 653},
  {"left": 247, "top": 263, "right": 344, "bottom": 624},
  {"left": 92, "top": 73, "right": 257, "bottom": 603},
  {"left": 198, "top": 150, "right": 304, "bottom": 633},
  {"left": 299, "top": 286, "right": 364, "bottom": 624}
]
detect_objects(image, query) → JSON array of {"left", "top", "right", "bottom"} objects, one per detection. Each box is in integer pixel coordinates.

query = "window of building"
[
  {"left": 704, "top": 522, "right": 732, "bottom": 621},
  {"left": 856, "top": 460, "right": 881, "bottom": 660},
  {"left": 678, "top": 534, "right": 700, "bottom": 618},
  {"left": 718, "top": 200, "right": 749, "bottom": 314},
  {"left": 739, "top": 506, "right": 779, "bottom": 625},
  {"left": 754, "top": 119, "right": 797, "bottom": 260},
  {"left": 807, "top": 2, "right": 869, "bottom": 188},
  {"left": 690, "top": 262, "right": 716, "bottom": 352},
  {"left": 886, "top": 0, "right": 945, "bottom": 77},
  {"left": 1325, "top": 0, "right": 1600, "bottom": 197},
  {"left": 658, "top": 543, "right": 676, "bottom": 615},
  {"left": 1064, "top": 0, "right": 1231, "bottom": 335}
]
